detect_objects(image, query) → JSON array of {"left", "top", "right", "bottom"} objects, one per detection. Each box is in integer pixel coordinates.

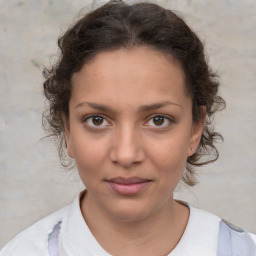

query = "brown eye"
[
  {"left": 92, "top": 116, "right": 104, "bottom": 126},
  {"left": 145, "top": 115, "right": 171, "bottom": 128},
  {"left": 153, "top": 116, "right": 165, "bottom": 126},
  {"left": 84, "top": 115, "right": 110, "bottom": 128}
]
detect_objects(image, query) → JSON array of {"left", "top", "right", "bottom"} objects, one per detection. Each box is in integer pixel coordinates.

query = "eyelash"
[
  {"left": 83, "top": 114, "right": 111, "bottom": 128},
  {"left": 145, "top": 115, "right": 173, "bottom": 128},
  {"left": 82, "top": 114, "right": 173, "bottom": 129}
]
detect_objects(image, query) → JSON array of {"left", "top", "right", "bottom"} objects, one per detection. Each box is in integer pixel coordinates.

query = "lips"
[{"left": 106, "top": 177, "right": 151, "bottom": 196}]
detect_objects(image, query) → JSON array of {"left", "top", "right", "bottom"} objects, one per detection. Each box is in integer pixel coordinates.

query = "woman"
[{"left": 1, "top": 1, "right": 255, "bottom": 255}]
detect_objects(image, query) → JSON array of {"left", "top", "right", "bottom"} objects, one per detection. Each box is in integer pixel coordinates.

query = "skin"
[{"left": 64, "top": 46, "right": 205, "bottom": 256}]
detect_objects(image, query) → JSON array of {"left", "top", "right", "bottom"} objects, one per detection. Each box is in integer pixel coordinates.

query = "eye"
[
  {"left": 83, "top": 115, "right": 110, "bottom": 128},
  {"left": 145, "top": 115, "right": 172, "bottom": 127}
]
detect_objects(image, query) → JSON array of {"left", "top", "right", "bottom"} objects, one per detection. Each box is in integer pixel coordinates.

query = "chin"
[{"left": 105, "top": 200, "right": 157, "bottom": 222}]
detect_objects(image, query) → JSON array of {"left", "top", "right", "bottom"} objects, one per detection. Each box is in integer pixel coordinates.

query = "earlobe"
[
  {"left": 65, "top": 132, "right": 74, "bottom": 159},
  {"left": 63, "top": 117, "right": 74, "bottom": 159},
  {"left": 188, "top": 107, "right": 206, "bottom": 157}
]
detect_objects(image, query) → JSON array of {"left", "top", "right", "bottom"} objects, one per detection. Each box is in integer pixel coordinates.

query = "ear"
[
  {"left": 188, "top": 107, "right": 206, "bottom": 157},
  {"left": 63, "top": 115, "right": 74, "bottom": 159}
]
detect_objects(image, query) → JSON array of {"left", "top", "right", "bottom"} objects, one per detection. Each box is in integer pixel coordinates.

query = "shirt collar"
[
  {"left": 60, "top": 190, "right": 112, "bottom": 256},
  {"left": 59, "top": 191, "right": 220, "bottom": 256}
]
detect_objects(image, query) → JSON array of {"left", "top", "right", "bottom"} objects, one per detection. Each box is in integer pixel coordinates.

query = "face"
[{"left": 65, "top": 46, "right": 204, "bottom": 221}]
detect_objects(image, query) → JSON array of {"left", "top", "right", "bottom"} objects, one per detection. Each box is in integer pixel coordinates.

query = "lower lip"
[{"left": 107, "top": 181, "right": 150, "bottom": 196}]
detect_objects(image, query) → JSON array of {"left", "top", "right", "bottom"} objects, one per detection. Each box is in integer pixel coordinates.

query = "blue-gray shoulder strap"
[
  {"left": 48, "top": 220, "right": 62, "bottom": 256},
  {"left": 217, "top": 219, "right": 256, "bottom": 256}
]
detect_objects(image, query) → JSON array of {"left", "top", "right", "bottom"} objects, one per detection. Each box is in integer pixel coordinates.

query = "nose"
[{"left": 109, "top": 124, "right": 145, "bottom": 168}]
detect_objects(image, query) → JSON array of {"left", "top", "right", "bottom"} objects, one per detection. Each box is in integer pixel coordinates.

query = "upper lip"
[{"left": 107, "top": 176, "right": 151, "bottom": 184}]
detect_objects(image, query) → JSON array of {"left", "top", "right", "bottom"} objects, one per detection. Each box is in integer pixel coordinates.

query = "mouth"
[{"left": 106, "top": 177, "right": 152, "bottom": 196}]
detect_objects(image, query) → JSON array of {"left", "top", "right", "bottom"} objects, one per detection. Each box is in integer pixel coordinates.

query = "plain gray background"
[{"left": 0, "top": 0, "right": 255, "bottom": 248}]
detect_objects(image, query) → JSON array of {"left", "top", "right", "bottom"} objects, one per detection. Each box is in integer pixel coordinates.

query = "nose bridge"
[{"left": 110, "top": 122, "right": 144, "bottom": 167}]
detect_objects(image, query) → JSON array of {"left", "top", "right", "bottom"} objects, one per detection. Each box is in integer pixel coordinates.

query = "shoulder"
[
  {"left": 190, "top": 205, "right": 256, "bottom": 241},
  {"left": 0, "top": 205, "right": 70, "bottom": 256},
  {"left": 250, "top": 232, "right": 256, "bottom": 247},
  {"left": 186, "top": 204, "right": 256, "bottom": 255},
  {"left": 218, "top": 219, "right": 256, "bottom": 255}
]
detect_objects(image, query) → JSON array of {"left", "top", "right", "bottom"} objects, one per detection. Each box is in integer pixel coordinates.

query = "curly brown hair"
[{"left": 43, "top": 0, "right": 225, "bottom": 186}]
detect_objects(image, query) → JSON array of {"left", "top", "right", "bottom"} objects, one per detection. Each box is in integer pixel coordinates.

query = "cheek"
[
  {"left": 147, "top": 135, "right": 189, "bottom": 189},
  {"left": 149, "top": 137, "right": 189, "bottom": 168},
  {"left": 71, "top": 135, "right": 109, "bottom": 175}
]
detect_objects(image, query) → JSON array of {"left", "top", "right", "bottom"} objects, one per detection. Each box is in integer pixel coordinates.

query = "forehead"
[{"left": 71, "top": 46, "right": 189, "bottom": 109}]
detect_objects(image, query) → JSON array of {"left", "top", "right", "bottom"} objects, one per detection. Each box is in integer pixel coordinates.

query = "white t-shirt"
[{"left": 1, "top": 190, "right": 256, "bottom": 256}]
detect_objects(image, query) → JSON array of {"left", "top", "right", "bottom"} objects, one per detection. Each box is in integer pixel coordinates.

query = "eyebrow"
[
  {"left": 75, "top": 102, "right": 112, "bottom": 111},
  {"left": 75, "top": 101, "right": 182, "bottom": 112},
  {"left": 138, "top": 101, "right": 182, "bottom": 112}
]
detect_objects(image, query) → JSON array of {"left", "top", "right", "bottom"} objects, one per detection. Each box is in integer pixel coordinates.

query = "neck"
[{"left": 80, "top": 191, "right": 189, "bottom": 256}]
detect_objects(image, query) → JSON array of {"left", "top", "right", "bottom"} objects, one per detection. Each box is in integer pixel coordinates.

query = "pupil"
[
  {"left": 153, "top": 116, "right": 164, "bottom": 126},
  {"left": 93, "top": 116, "right": 103, "bottom": 125}
]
